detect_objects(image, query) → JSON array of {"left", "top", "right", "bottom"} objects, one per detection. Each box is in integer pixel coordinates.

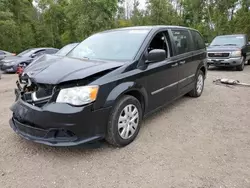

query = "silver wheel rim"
[
  {"left": 118, "top": 104, "right": 139, "bottom": 140},
  {"left": 196, "top": 74, "right": 204, "bottom": 94}
]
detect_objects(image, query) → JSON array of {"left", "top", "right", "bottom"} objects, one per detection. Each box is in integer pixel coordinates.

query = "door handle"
[
  {"left": 171, "top": 63, "right": 178, "bottom": 67},
  {"left": 179, "top": 61, "right": 186, "bottom": 65}
]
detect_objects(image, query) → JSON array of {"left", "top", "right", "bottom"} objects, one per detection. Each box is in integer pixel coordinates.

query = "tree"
[
  {"left": 146, "top": 0, "right": 183, "bottom": 25},
  {"left": 0, "top": 0, "right": 250, "bottom": 52}
]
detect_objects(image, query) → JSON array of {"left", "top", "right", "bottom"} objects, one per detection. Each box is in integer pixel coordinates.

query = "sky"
[{"left": 138, "top": 0, "right": 146, "bottom": 9}]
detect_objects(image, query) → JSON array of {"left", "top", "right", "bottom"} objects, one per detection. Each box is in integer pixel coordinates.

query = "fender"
[
  {"left": 103, "top": 82, "right": 148, "bottom": 111},
  {"left": 196, "top": 60, "right": 207, "bottom": 78}
]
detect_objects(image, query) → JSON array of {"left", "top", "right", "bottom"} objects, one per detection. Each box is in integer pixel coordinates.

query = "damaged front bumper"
[{"left": 10, "top": 96, "right": 111, "bottom": 146}]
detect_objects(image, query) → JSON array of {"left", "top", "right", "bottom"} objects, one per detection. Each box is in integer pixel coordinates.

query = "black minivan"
[{"left": 10, "top": 26, "right": 207, "bottom": 147}]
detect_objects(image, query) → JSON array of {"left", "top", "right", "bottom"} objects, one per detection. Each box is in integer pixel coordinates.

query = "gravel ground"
[{"left": 0, "top": 67, "right": 250, "bottom": 188}]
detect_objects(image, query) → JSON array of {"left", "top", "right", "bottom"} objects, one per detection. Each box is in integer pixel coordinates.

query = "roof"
[
  {"left": 0, "top": 50, "right": 9, "bottom": 53},
  {"left": 101, "top": 25, "right": 198, "bottom": 33},
  {"left": 216, "top": 34, "right": 246, "bottom": 37},
  {"left": 31, "top": 47, "right": 58, "bottom": 50}
]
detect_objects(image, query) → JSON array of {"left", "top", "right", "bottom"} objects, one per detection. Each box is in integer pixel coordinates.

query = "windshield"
[
  {"left": 56, "top": 43, "right": 78, "bottom": 56},
  {"left": 17, "top": 49, "right": 34, "bottom": 57},
  {"left": 67, "top": 29, "right": 150, "bottom": 61},
  {"left": 210, "top": 36, "right": 245, "bottom": 46}
]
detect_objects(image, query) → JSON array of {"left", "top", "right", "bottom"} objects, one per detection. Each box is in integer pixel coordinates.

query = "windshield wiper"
[
  {"left": 211, "top": 44, "right": 221, "bottom": 46},
  {"left": 223, "top": 44, "right": 237, "bottom": 46}
]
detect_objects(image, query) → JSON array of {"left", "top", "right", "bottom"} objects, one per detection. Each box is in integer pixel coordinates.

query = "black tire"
[
  {"left": 236, "top": 57, "right": 245, "bottom": 71},
  {"left": 247, "top": 59, "right": 250, "bottom": 65},
  {"left": 105, "top": 95, "right": 142, "bottom": 147},
  {"left": 207, "top": 64, "right": 210, "bottom": 70},
  {"left": 188, "top": 70, "right": 205, "bottom": 98}
]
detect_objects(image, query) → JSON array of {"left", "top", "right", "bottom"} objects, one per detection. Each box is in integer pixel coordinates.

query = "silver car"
[{"left": 0, "top": 50, "right": 15, "bottom": 60}]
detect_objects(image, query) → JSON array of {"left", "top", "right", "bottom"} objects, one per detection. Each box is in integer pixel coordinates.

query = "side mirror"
[
  {"left": 31, "top": 53, "right": 36, "bottom": 58},
  {"left": 146, "top": 49, "right": 166, "bottom": 64}
]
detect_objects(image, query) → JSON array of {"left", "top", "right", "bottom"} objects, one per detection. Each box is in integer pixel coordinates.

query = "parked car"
[
  {"left": 10, "top": 26, "right": 207, "bottom": 147},
  {"left": 207, "top": 34, "right": 250, "bottom": 71},
  {"left": 17, "top": 43, "right": 79, "bottom": 77},
  {"left": 0, "top": 47, "right": 59, "bottom": 73},
  {"left": 0, "top": 50, "right": 16, "bottom": 70},
  {"left": 0, "top": 50, "right": 15, "bottom": 60}
]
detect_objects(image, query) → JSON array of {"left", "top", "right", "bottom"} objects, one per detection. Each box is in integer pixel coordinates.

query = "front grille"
[
  {"left": 21, "top": 83, "right": 54, "bottom": 107},
  {"left": 208, "top": 52, "right": 230, "bottom": 58},
  {"left": 35, "top": 84, "right": 54, "bottom": 98}
]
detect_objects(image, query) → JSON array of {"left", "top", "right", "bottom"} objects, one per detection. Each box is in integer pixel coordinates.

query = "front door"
[{"left": 141, "top": 31, "right": 179, "bottom": 112}]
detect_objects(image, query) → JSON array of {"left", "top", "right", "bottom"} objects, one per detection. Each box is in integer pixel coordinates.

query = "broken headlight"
[{"left": 56, "top": 85, "right": 99, "bottom": 106}]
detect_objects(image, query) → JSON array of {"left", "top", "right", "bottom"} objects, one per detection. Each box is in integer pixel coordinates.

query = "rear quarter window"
[{"left": 191, "top": 30, "right": 206, "bottom": 50}]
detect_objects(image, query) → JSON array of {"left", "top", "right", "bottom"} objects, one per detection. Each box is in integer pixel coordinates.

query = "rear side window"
[
  {"left": 191, "top": 31, "right": 206, "bottom": 50},
  {"left": 46, "top": 49, "right": 58, "bottom": 54},
  {"left": 171, "top": 29, "right": 192, "bottom": 55}
]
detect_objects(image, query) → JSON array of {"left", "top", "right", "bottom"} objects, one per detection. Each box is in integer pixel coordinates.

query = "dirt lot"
[{"left": 0, "top": 67, "right": 250, "bottom": 188}]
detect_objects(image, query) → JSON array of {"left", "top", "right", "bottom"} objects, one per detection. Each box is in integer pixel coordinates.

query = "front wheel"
[
  {"left": 106, "top": 95, "right": 142, "bottom": 147},
  {"left": 236, "top": 57, "right": 245, "bottom": 71},
  {"left": 188, "top": 70, "right": 205, "bottom": 98}
]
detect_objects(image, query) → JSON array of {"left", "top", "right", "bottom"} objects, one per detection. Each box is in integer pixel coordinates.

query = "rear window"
[
  {"left": 191, "top": 30, "right": 206, "bottom": 50},
  {"left": 0, "top": 51, "right": 5, "bottom": 55}
]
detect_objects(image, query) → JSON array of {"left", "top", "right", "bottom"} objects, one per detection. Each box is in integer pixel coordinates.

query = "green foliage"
[{"left": 0, "top": 0, "right": 249, "bottom": 53}]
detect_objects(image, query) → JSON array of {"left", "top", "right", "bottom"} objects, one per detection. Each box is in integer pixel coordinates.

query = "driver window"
[{"left": 148, "top": 32, "right": 170, "bottom": 58}]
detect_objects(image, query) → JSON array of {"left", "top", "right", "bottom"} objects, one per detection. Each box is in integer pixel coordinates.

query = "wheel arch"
[
  {"left": 103, "top": 82, "right": 148, "bottom": 115},
  {"left": 197, "top": 61, "right": 207, "bottom": 78}
]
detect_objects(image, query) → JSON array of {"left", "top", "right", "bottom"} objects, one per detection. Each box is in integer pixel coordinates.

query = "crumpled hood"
[
  {"left": 207, "top": 45, "right": 242, "bottom": 52},
  {"left": 24, "top": 55, "right": 124, "bottom": 84}
]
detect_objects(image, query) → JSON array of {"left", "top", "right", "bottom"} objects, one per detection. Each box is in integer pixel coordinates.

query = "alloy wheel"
[
  {"left": 196, "top": 74, "right": 204, "bottom": 94},
  {"left": 118, "top": 104, "right": 139, "bottom": 139}
]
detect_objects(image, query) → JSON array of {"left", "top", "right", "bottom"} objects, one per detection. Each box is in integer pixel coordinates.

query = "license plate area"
[{"left": 212, "top": 60, "right": 223, "bottom": 63}]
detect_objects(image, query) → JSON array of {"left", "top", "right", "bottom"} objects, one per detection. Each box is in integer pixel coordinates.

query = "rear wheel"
[
  {"left": 188, "top": 70, "right": 205, "bottom": 98},
  {"left": 236, "top": 57, "right": 245, "bottom": 71},
  {"left": 106, "top": 95, "right": 142, "bottom": 147},
  {"left": 247, "top": 59, "right": 250, "bottom": 65}
]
